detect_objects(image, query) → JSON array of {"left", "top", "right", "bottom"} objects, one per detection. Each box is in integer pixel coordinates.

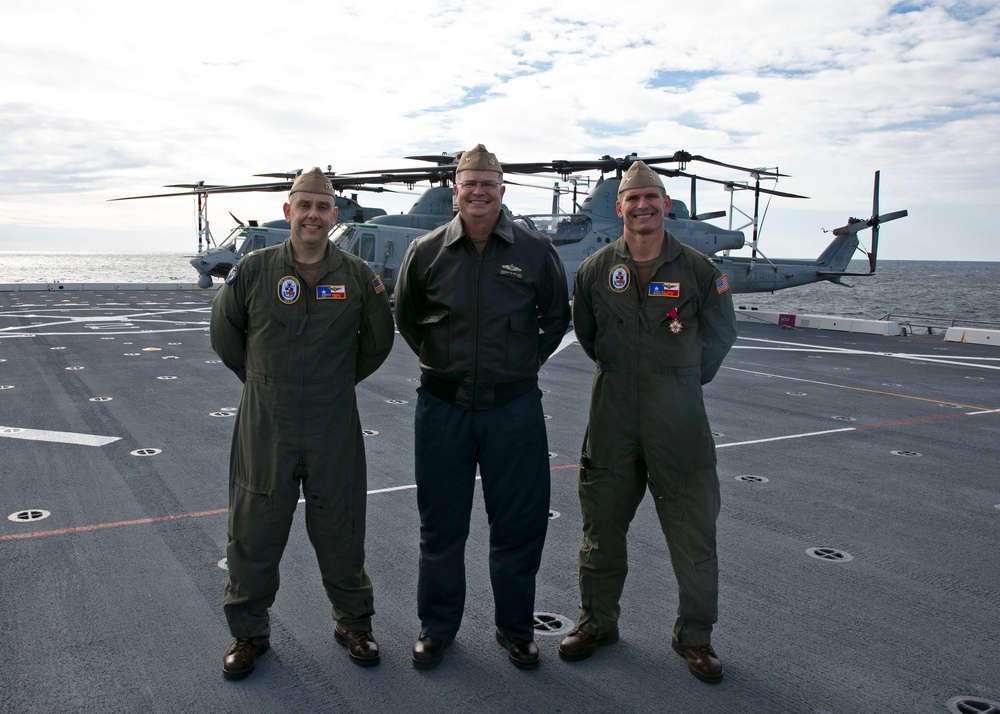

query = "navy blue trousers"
[{"left": 414, "top": 387, "right": 551, "bottom": 642}]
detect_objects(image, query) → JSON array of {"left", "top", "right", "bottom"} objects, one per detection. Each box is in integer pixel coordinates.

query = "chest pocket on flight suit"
[
  {"left": 245, "top": 281, "right": 293, "bottom": 378},
  {"left": 591, "top": 287, "right": 633, "bottom": 368}
]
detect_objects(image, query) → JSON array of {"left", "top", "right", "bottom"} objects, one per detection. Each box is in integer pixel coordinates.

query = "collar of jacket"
[
  {"left": 613, "top": 228, "right": 683, "bottom": 264},
  {"left": 443, "top": 211, "right": 516, "bottom": 247},
  {"left": 278, "top": 236, "right": 344, "bottom": 272}
]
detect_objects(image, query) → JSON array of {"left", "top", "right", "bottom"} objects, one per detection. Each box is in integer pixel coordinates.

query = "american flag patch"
[
  {"left": 716, "top": 275, "right": 729, "bottom": 294},
  {"left": 373, "top": 275, "right": 385, "bottom": 295}
]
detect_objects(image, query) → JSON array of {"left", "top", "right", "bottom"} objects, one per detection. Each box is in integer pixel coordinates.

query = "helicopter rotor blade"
[
  {"left": 691, "top": 210, "right": 728, "bottom": 222},
  {"left": 870, "top": 171, "right": 880, "bottom": 273},
  {"left": 637, "top": 151, "right": 788, "bottom": 177},
  {"left": 827, "top": 171, "right": 907, "bottom": 274},
  {"left": 716, "top": 180, "right": 808, "bottom": 199},
  {"left": 162, "top": 183, "right": 227, "bottom": 190},
  {"left": 644, "top": 167, "right": 808, "bottom": 199},
  {"left": 404, "top": 152, "right": 463, "bottom": 165}
]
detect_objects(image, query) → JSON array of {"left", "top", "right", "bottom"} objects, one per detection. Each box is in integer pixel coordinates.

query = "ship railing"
[{"left": 878, "top": 314, "right": 1000, "bottom": 336}]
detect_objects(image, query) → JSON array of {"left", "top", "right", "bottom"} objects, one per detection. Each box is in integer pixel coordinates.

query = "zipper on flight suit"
[{"left": 472, "top": 242, "right": 485, "bottom": 405}]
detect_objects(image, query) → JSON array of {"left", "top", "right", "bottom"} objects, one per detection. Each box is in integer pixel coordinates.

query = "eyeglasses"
[{"left": 458, "top": 180, "right": 500, "bottom": 191}]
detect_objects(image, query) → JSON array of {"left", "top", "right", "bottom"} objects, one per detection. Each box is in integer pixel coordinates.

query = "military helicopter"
[
  {"left": 335, "top": 150, "right": 907, "bottom": 295},
  {"left": 112, "top": 151, "right": 906, "bottom": 294},
  {"left": 110, "top": 172, "right": 396, "bottom": 288},
  {"left": 502, "top": 153, "right": 908, "bottom": 294}
]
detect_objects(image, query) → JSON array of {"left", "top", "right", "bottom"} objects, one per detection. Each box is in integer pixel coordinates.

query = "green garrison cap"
[
  {"left": 290, "top": 167, "right": 336, "bottom": 196},
  {"left": 617, "top": 160, "right": 665, "bottom": 195},
  {"left": 457, "top": 144, "right": 502, "bottom": 174}
]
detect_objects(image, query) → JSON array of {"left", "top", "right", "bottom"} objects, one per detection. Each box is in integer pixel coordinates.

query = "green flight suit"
[
  {"left": 571, "top": 231, "right": 737, "bottom": 647},
  {"left": 210, "top": 239, "right": 394, "bottom": 643}
]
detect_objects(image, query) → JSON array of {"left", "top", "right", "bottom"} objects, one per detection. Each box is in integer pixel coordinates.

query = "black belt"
[{"left": 420, "top": 373, "right": 537, "bottom": 409}]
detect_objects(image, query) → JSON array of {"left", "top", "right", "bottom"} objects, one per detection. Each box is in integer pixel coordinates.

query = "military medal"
[{"left": 668, "top": 307, "right": 682, "bottom": 334}]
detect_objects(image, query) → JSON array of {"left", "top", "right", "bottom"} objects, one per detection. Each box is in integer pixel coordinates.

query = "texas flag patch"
[
  {"left": 317, "top": 285, "right": 347, "bottom": 300},
  {"left": 648, "top": 281, "right": 680, "bottom": 298}
]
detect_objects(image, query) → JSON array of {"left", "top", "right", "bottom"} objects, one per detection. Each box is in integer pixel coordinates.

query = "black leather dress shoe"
[
  {"left": 334, "top": 627, "right": 381, "bottom": 666},
  {"left": 558, "top": 626, "right": 619, "bottom": 661},
  {"left": 412, "top": 634, "right": 451, "bottom": 670},
  {"left": 222, "top": 638, "right": 269, "bottom": 680},
  {"left": 495, "top": 628, "right": 540, "bottom": 669},
  {"left": 671, "top": 639, "right": 723, "bottom": 683}
]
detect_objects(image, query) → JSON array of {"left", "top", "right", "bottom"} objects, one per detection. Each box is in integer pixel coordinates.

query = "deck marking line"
[
  {"left": 716, "top": 428, "right": 856, "bottom": 448},
  {"left": 855, "top": 412, "right": 984, "bottom": 429},
  {"left": 734, "top": 336, "right": 1000, "bottom": 370},
  {"left": 0, "top": 508, "right": 228, "bottom": 541},
  {"left": 722, "top": 367, "right": 996, "bottom": 411},
  {"left": 550, "top": 329, "right": 577, "bottom": 358},
  {"left": 0, "top": 426, "right": 120, "bottom": 446}
]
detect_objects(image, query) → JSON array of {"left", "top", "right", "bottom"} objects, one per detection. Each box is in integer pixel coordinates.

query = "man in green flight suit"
[
  {"left": 210, "top": 167, "right": 395, "bottom": 679},
  {"left": 558, "top": 161, "right": 737, "bottom": 683}
]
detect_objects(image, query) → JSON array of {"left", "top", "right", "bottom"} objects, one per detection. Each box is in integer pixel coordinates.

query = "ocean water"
[{"left": 1, "top": 252, "right": 997, "bottom": 327}]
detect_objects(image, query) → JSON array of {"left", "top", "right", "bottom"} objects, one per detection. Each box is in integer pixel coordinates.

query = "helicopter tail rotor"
[{"left": 830, "top": 171, "right": 908, "bottom": 274}]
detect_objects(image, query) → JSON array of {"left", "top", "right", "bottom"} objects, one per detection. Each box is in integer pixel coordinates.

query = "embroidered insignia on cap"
[
  {"left": 277, "top": 276, "right": 300, "bottom": 304},
  {"left": 225, "top": 266, "right": 238, "bottom": 284},
  {"left": 716, "top": 275, "right": 730, "bottom": 294},
  {"left": 317, "top": 285, "right": 346, "bottom": 300},
  {"left": 372, "top": 275, "right": 385, "bottom": 294},
  {"left": 609, "top": 264, "right": 630, "bottom": 292},
  {"left": 648, "top": 282, "right": 680, "bottom": 298}
]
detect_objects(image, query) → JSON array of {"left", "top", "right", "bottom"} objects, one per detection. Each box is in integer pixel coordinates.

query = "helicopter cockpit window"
[
  {"left": 359, "top": 233, "right": 376, "bottom": 262},
  {"left": 516, "top": 214, "right": 592, "bottom": 247},
  {"left": 332, "top": 224, "right": 355, "bottom": 250}
]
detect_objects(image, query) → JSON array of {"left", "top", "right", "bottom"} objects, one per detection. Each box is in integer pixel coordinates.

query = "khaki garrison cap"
[
  {"left": 617, "top": 160, "right": 665, "bottom": 195},
  {"left": 457, "top": 144, "right": 502, "bottom": 174},
  {"left": 290, "top": 167, "right": 336, "bottom": 197}
]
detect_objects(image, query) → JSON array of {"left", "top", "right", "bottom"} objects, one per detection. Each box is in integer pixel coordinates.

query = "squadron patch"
[
  {"left": 608, "top": 264, "right": 630, "bottom": 292},
  {"left": 372, "top": 275, "right": 385, "bottom": 295},
  {"left": 648, "top": 281, "right": 680, "bottom": 298},
  {"left": 225, "top": 266, "right": 238, "bottom": 285},
  {"left": 277, "top": 276, "right": 301, "bottom": 304},
  {"left": 317, "top": 285, "right": 346, "bottom": 300}
]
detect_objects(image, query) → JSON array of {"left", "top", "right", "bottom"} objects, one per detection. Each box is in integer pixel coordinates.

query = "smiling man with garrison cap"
[
  {"left": 395, "top": 144, "right": 570, "bottom": 671},
  {"left": 560, "top": 158, "right": 737, "bottom": 684},
  {"left": 210, "top": 164, "right": 395, "bottom": 680}
]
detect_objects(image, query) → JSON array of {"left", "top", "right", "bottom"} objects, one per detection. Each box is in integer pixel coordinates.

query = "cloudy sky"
[{"left": 1, "top": 0, "right": 998, "bottom": 261}]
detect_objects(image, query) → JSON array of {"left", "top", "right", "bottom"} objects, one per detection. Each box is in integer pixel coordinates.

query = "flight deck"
[{"left": 1, "top": 288, "right": 998, "bottom": 713}]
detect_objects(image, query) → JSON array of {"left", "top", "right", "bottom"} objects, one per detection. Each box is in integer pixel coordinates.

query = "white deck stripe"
[
  {"left": 716, "top": 427, "right": 856, "bottom": 448},
  {"left": 0, "top": 426, "right": 120, "bottom": 446}
]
